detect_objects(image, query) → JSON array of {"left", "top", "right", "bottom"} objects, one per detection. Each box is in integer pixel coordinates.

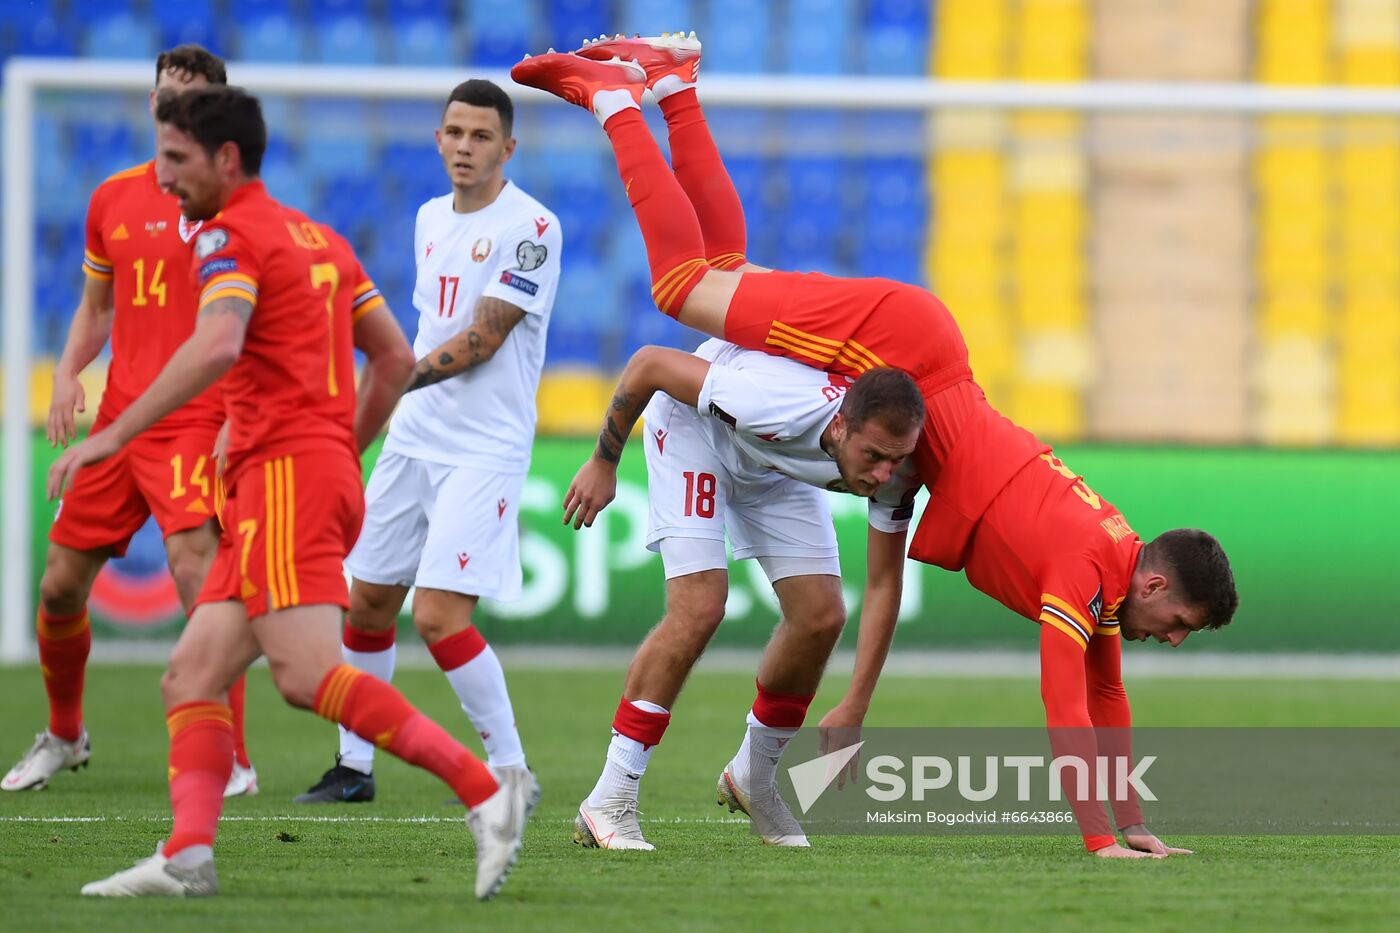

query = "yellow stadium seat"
[
  {"left": 1010, "top": 383, "right": 1084, "bottom": 440},
  {"left": 1258, "top": 294, "right": 1332, "bottom": 337},
  {"left": 536, "top": 370, "right": 618, "bottom": 437}
]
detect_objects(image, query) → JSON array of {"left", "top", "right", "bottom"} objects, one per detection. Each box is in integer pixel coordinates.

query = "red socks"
[
  {"left": 751, "top": 679, "right": 815, "bottom": 729},
  {"left": 36, "top": 609, "right": 90, "bottom": 742},
  {"left": 659, "top": 88, "right": 748, "bottom": 270},
  {"left": 228, "top": 674, "right": 251, "bottom": 769},
  {"left": 164, "top": 701, "right": 233, "bottom": 857},
  {"left": 314, "top": 664, "right": 498, "bottom": 807},
  {"left": 612, "top": 697, "right": 671, "bottom": 749},
  {"left": 426, "top": 625, "right": 488, "bottom": 670},
  {"left": 602, "top": 108, "right": 710, "bottom": 317}
]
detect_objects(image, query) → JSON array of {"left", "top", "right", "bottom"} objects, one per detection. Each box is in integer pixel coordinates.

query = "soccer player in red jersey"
[
  {"left": 51, "top": 86, "right": 536, "bottom": 900},
  {"left": 517, "top": 36, "right": 1238, "bottom": 858},
  {"left": 2, "top": 46, "right": 258, "bottom": 799}
]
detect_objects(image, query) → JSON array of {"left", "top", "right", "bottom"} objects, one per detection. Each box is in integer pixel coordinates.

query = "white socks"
[
  {"left": 442, "top": 645, "right": 525, "bottom": 768},
  {"left": 337, "top": 640, "right": 397, "bottom": 775},
  {"left": 586, "top": 700, "right": 666, "bottom": 807},
  {"left": 651, "top": 74, "right": 695, "bottom": 100},
  {"left": 593, "top": 88, "right": 641, "bottom": 124},
  {"left": 729, "top": 710, "right": 798, "bottom": 792}
]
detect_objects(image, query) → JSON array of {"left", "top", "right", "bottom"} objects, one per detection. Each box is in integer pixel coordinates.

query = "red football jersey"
[
  {"left": 962, "top": 450, "right": 1143, "bottom": 647},
  {"left": 82, "top": 161, "right": 222, "bottom": 437},
  {"left": 187, "top": 181, "right": 385, "bottom": 482}
]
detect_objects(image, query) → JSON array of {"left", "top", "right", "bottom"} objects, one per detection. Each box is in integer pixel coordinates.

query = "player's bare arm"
[
  {"left": 47, "top": 295, "right": 251, "bottom": 499},
  {"left": 404, "top": 296, "right": 524, "bottom": 392},
  {"left": 49, "top": 276, "right": 116, "bottom": 448},
  {"left": 562, "top": 346, "right": 711, "bottom": 530},
  {"left": 351, "top": 303, "right": 415, "bottom": 453},
  {"left": 818, "top": 525, "right": 907, "bottom": 784}
]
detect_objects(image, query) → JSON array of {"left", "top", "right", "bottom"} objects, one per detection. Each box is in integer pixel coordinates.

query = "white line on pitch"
[{"left": 0, "top": 814, "right": 749, "bottom": 825}]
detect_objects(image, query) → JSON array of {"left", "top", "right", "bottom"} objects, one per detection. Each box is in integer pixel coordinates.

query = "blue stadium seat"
[
  {"left": 382, "top": 141, "right": 438, "bottom": 179},
  {"left": 863, "top": 157, "right": 925, "bottom": 212},
  {"left": 862, "top": 26, "right": 927, "bottom": 76},
  {"left": 389, "top": 16, "right": 457, "bottom": 66},
  {"left": 82, "top": 14, "right": 160, "bottom": 61},
  {"left": 230, "top": 0, "right": 297, "bottom": 20},
  {"left": 309, "top": 0, "right": 372, "bottom": 19},
  {"left": 300, "top": 104, "right": 376, "bottom": 179},
  {"left": 779, "top": 0, "right": 853, "bottom": 74},
  {"left": 620, "top": 0, "right": 693, "bottom": 36},
  {"left": 69, "top": 0, "right": 131, "bottom": 19},
  {"left": 151, "top": 0, "right": 216, "bottom": 35},
  {"left": 235, "top": 15, "right": 307, "bottom": 62},
  {"left": 545, "top": 0, "right": 610, "bottom": 53},
  {"left": 466, "top": 0, "right": 535, "bottom": 66},
  {"left": 15, "top": 14, "right": 78, "bottom": 57},
  {"left": 158, "top": 20, "right": 227, "bottom": 58},
  {"left": 312, "top": 16, "right": 383, "bottom": 64},
  {"left": 389, "top": 0, "right": 452, "bottom": 19},
  {"left": 868, "top": 0, "right": 930, "bottom": 27},
  {"left": 702, "top": 1, "right": 768, "bottom": 73},
  {"left": 858, "top": 210, "right": 925, "bottom": 284}
]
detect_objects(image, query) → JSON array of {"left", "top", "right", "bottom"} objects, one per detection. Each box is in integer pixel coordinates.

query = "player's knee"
[
  {"left": 265, "top": 659, "right": 318, "bottom": 710},
  {"left": 37, "top": 568, "right": 85, "bottom": 617},
  {"left": 806, "top": 601, "right": 847, "bottom": 642},
  {"left": 348, "top": 587, "right": 402, "bottom": 633},
  {"left": 664, "top": 588, "right": 727, "bottom": 642},
  {"left": 412, "top": 613, "right": 467, "bottom": 645}
]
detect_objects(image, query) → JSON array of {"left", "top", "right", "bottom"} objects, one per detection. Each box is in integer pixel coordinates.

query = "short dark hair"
[
  {"left": 841, "top": 368, "right": 925, "bottom": 435},
  {"left": 443, "top": 79, "right": 514, "bottom": 136},
  {"left": 156, "top": 86, "right": 266, "bottom": 177},
  {"left": 1143, "top": 529, "right": 1239, "bottom": 630},
  {"left": 156, "top": 44, "right": 227, "bottom": 86}
]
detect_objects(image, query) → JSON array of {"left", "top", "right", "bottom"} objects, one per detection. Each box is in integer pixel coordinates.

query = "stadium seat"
[
  {"left": 466, "top": 0, "right": 535, "bottom": 67},
  {"left": 312, "top": 16, "right": 383, "bottom": 65},
  {"left": 236, "top": 15, "right": 308, "bottom": 62},
  {"left": 230, "top": 0, "right": 298, "bottom": 20},
  {"left": 148, "top": 0, "right": 222, "bottom": 50},
  {"left": 620, "top": 0, "right": 693, "bottom": 36},
  {"left": 545, "top": 0, "right": 610, "bottom": 52},
  {"left": 702, "top": 1, "right": 770, "bottom": 72},
  {"left": 389, "top": 16, "right": 457, "bottom": 66},
  {"left": 862, "top": 26, "right": 928, "bottom": 76},
  {"left": 389, "top": 0, "right": 452, "bottom": 18},
  {"left": 15, "top": 14, "right": 78, "bottom": 57},
  {"left": 310, "top": 0, "right": 372, "bottom": 19},
  {"left": 779, "top": 0, "right": 854, "bottom": 74}
]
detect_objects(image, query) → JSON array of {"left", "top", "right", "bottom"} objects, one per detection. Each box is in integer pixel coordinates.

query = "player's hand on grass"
[
  {"left": 47, "top": 430, "right": 121, "bottom": 500},
  {"left": 1120, "top": 824, "right": 1193, "bottom": 856},
  {"left": 47, "top": 370, "right": 86, "bottom": 448},
  {"left": 817, "top": 703, "right": 864, "bottom": 789},
  {"left": 563, "top": 456, "right": 617, "bottom": 529},
  {"left": 1092, "top": 843, "right": 1166, "bottom": 859},
  {"left": 214, "top": 421, "right": 231, "bottom": 477}
]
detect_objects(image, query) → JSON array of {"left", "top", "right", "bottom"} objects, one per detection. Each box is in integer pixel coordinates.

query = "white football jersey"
[
  {"left": 383, "top": 182, "right": 562, "bottom": 470},
  {"left": 672, "top": 339, "right": 920, "bottom": 533}
]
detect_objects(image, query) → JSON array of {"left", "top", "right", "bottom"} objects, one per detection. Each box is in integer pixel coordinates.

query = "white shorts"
[
  {"left": 344, "top": 450, "right": 524, "bottom": 600},
  {"left": 643, "top": 399, "right": 839, "bottom": 582}
]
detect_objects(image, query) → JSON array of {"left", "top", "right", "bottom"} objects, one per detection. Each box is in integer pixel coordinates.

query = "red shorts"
[
  {"left": 50, "top": 425, "right": 220, "bottom": 556},
  {"left": 196, "top": 447, "right": 364, "bottom": 619},
  {"left": 722, "top": 270, "right": 972, "bottom": 386}
]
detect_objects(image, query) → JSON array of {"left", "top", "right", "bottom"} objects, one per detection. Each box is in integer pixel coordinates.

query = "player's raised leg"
[
  {"left": 577, "top": 32, "right": 758, "bottom": 273},
  {"left": 510, "top": 51, "right": 742, "bottom": 334},
  {"left": 576, "top": 566, "right": 727, "bottom": 851},
  {"left": 1, "top": 543, "right": 109, "bottom": 791},
  {"left": 718, "top": 572, "right": 845, "bottom": 846}
]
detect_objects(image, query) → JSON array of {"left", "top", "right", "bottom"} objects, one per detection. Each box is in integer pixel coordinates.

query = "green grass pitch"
[{"left": 2, "top": 664, "right": 1398, "bottom": 931}]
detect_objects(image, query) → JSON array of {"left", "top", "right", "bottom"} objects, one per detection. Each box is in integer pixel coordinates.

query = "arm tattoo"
[
  {"left": 595, "top": 387, "right": 638, "bottom": 464},
  {"left": 199, "top": 295, "right": 254, "bottom": 325},
  {"left": 404, "top": 297, "right": 526, "bottom": 393}
]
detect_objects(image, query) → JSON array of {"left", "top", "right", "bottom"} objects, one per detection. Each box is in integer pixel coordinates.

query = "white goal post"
[{"left": 7, "top": 57, "right": 1400, "bottom": 663}]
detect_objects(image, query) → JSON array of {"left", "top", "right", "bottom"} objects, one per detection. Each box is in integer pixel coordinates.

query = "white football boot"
[
  {"left": 717, "top": 765, "right": 810, "bottom": 847},
  {"left": 81, "top": 843, "right": 218, "bottom": 897},
  {"left": 2, "top": 729, "right": 91, "bottom": 791},
  {"left": 466, "top": 766, "right": 538, "bottom": 900},
  {"left": 223, "top": 762, "right": 259, "bottom": 798},
  {"left": 574, "top": 796, "right": 655, "bottom": 851}
]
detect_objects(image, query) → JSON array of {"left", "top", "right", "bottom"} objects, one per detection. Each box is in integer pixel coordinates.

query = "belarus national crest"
[{"left": 471, "top": 237, "right": 492, "bottom": 262}]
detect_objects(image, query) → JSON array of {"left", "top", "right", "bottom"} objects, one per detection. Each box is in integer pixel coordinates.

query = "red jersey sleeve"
[
  {"left": 190, "top": 224, "right": 261, "bottom": 312},
  {"left": 82, "top": 186, "right": 113, "bottom": 282}
]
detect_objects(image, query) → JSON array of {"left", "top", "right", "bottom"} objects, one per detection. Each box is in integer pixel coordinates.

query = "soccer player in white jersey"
[
  {"left": 296, "top": 79, "right": 561, "bottom": 803},
  {"left": 561, "top": 339, "right": 924, "bottom": 848}
]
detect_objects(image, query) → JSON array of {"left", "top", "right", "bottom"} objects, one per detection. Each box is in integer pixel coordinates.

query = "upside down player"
[
  {"left": 2, "top": 45, "right": 258, "bottom": 799},
  {"left": 50, "top": 86, "right": 535, "bottom": 899},
  {"left": 515, "top": 34, "right": 1239, "bottom": 857}
]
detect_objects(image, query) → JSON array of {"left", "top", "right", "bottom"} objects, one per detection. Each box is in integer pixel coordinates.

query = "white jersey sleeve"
[
  {"left": 695, "top": 352, "right": 846, "bottom": 441},
  {"left": 867, "top": 464, "right": 921, "bottom": 534},
  {"left": 479, "top": 213, "right": 562, "bottom": 316}
]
